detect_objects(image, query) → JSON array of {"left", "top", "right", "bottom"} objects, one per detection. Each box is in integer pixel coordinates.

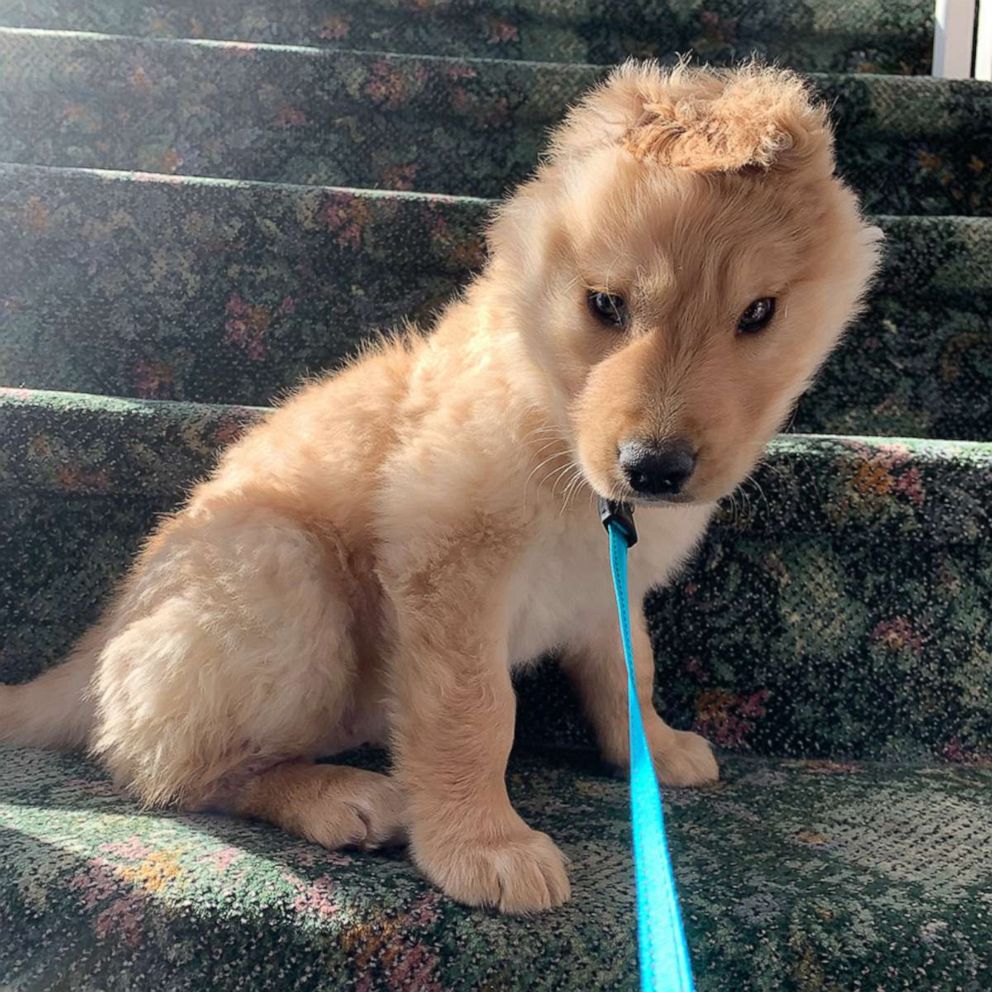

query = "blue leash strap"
[{"left": 599, "top": 499, "right": 696, "bottom": 992}]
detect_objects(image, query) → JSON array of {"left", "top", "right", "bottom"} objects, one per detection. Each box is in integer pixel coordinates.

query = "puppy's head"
[{"left": 490, "top": 61, "right": 882, "bottom": 504}]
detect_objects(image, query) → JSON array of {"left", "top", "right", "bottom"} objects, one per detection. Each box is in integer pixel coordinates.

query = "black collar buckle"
[{"left": 598, "top": 497, "right": 638, "bottom": 548}]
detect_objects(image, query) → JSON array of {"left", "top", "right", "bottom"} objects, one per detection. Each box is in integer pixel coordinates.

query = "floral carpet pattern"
[
  {"left": 0, "top": 31, "right": 989, "bottom": 213},
  {"left": 0, "top": 1, "right": 990, "bottom": 989},
  {"left": 0, "top": 167, "right": 989, "bottom": 437},
  {"left": 1, "top": 748, "right": 990, "bottom": 992},
  {"left": 0, "top": 0, "right": 936, "bottom": 72}
]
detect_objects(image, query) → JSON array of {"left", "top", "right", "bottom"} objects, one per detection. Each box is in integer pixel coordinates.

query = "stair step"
[
  {"left": 1, "top": 747, "right": 989, "bottom": 991},
  {"left": 0, "top": 749, "right": 992, "bottom": 992},
  {"left": 0, "top": 164, "right": 989, "bottom": 440},
  {"left": 1, "top": 29, "right": 988, "bottom": 213},
  {"left": 3, "top": 388, "right": 988, "bottom": 761},
  {"left": 0, "top": 0, "right": 936, "bottom": 73}
]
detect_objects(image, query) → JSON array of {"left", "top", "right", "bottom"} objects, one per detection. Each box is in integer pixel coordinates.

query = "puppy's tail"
[{"left": 0, "top": 641, "right": 99, "bottom": 749}]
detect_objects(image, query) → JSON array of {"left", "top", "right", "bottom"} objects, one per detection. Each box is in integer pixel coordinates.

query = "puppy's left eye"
[
  {"left": 587, "top": 290, "right": 627, "bottom": 328},
  {"left": 737, "top": 297, "right": 776, "bottom": 334}
]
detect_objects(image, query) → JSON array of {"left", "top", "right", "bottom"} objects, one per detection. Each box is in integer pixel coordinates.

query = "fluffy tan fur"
[{"left": 0, "top": 62, "right": 880, "bottom": 913}]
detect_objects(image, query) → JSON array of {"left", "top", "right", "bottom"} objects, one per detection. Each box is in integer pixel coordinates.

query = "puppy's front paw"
[
  {"left": 414, "top": 827, "right": 571, "bottom": 914},
  {"left": 652, "top": 729, "right": 720, "bottom": 787}
]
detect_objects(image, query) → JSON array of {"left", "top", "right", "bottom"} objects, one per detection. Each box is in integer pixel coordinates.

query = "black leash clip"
[{"left": 598, "top": 497, "right": 638, "bottom": 548}]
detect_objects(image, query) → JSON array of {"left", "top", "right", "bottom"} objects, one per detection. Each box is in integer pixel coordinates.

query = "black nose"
[{"left": 619, "top": 439, "right": 697, "bottom": 498}]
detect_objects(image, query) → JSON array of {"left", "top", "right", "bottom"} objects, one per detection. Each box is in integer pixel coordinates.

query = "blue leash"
[{"left": 599, "top": 499, "right": 696, "bottom": 992}]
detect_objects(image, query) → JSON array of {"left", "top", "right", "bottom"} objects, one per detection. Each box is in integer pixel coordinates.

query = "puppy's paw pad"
[
  {"left": 417, "top": 829, "right": 571, "bottom": 914},
  {"left": 653, "top": 729, "right": 720, "bottom": 787}
]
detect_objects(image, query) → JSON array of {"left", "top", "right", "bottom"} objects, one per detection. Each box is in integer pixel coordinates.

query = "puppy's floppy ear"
[{"left": 551, "top": 60, "right": 834, "bottom": 179}]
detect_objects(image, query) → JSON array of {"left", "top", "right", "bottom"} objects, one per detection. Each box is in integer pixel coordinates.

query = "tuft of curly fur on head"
[{"left": 551, "top": 59, "right": 832, "bottom": 177}]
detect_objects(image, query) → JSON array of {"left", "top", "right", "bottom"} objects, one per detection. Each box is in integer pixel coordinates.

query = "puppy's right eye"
[
  {"left": 737, "top": 297, "right": 776, "bottom": 334},
  {"left": 587, "top": 290, "right": 627, "bottom": 328}
]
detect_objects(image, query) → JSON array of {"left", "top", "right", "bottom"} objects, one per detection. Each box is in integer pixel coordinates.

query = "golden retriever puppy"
[{"left": 0, "top": 62, "right": 880, "bottom": 913}]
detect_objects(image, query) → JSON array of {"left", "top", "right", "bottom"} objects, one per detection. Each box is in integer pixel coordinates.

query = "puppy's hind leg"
[
  {"left": 91, "top": 505, "right": 383, "bottom": 824},
  {"left": 227, "top": 762, "right": 407, "bottom": 850}
]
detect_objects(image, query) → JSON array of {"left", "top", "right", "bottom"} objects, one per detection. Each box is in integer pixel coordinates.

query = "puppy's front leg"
[
  {"left": 391, "top": 575, "right": 570, "bottom": 914},
  {"left": 563, "top": 619, "right": 719, "bottom": 787}
]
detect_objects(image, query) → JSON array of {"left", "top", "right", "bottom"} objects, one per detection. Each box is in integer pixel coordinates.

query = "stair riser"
[
  {"left": 0, "top": 0, "right": 935, "bottom": 72},
  {"left": 3, "top": 392, "right": 989, "bottom": 761},
  {"left": 1, "top": 32, "right": 988, "bottom": 213},
  {"left": 0, "top": 166, "right": 486, "bottom": 408},
  {"left": 7, "top": 495, "right": 988, "bottom": 764},
  {"left": 1, "top": 166, "right": 989, "bottom": 439},
  {"left": 647, "top": 534, "right": 992, "bottom": 762}
]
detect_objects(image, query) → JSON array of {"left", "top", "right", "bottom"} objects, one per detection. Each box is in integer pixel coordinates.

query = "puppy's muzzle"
[{"left": 619, "top": 439, "right": 697, "bottom": 500}]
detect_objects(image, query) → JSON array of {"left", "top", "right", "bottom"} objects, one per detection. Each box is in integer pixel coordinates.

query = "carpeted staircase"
[{"left": 0, "top": 3, "right": 990, "bottom": 989}]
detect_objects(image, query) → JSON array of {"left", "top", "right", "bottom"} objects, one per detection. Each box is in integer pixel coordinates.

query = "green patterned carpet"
[
  {"left": 0, "top": 2, "right": 990, "bottom": 990},
  {"left": 1, "top": 31, "right": 989, "bottom": 212},
  {"left": 2, "top": 748, "right": 991, "bottom": 992},
  {"left": 0, "top": 0, "right": 937, "bottom": 71},
  {"left": 0, "top": 168, "right": 988, "bottom": 436}
]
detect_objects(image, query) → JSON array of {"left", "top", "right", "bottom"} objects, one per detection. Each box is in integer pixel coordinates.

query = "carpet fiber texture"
[
  {"left": 0, "top": 3, "right": 990, "bottom": 990},
  {"left": 0, "top": 0, "right": 937, "bottom": 71},
  {"left": 2, "top": 747, "right": 991, "bottom": 992}
]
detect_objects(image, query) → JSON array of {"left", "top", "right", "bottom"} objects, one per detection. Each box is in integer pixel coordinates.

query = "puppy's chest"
[{"left": 505, "top": 511, "right": 698, "bottom": 666}]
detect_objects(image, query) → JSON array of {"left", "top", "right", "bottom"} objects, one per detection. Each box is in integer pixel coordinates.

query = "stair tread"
[
  {"left": 0, "top": 745, "right": 988, "bottom": 991},
  {"left": 0, "top": 0, "right": 935, "bottom": 72},
  {"left": 1, "top": 163, "right": 989, "bottom": 439},
  {"left": 1, "top": 386, "right": 989, "bottom": 762},
  {"left": 1, "top": 28, "right": 988, "bottom": 212}
]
